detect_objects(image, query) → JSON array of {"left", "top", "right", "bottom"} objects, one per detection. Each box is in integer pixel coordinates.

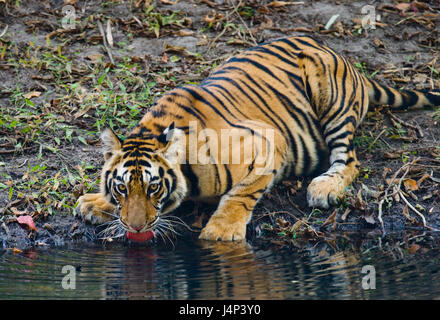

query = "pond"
[{"left": 1, "top": 235, "right": 439, "bottom": 300}]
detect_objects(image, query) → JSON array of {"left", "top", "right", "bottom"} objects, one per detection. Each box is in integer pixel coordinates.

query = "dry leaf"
[
  {"left": 23, "top": 91, "right": 42, "bottom": 99},
  {"left": 402, "top": 204, "right": 417, "bottom": 224},
  {"left": 267, "top": 1, "right": 304, "bottom": 7},
  {"left": 383, "top": 152, "right": 401, "bottom": 159},
  {"left": 16, "top": 215, "right": 38, "bottom": 232},
  {"left": 322, "top": 209, "right": 337, "bottom": 228},
  {"left": 404, "top": 179, "right": 419, "bottom": 191},
  {"left": 362, "top": 212, "right": 375, "bottom": 224},
  {"left": 341, "top": 208, "right": 351, "bottom": 221},
  {"left": 10, "top": 207, "right": 27, "bottom": 216},
  {"left": 408, "top": 244, "right": 420, "bottom": 254},
  {"left": 174, "top": 29, "right": 195, "bottom": 37},
  {"left": 86, "top": 53, "right": 104, "bottom": 63},
  {"left": 395, "top": 3, "right": 411, "bottom": 12},
  {"left": 106, "top": 20, "right": 113, "bottom": 48},
  {"left": 416, "top": 173, "right": 431, "bottom": 187},
  {"left": 290, "top": 219, "right": 306, "bottom": 233}
]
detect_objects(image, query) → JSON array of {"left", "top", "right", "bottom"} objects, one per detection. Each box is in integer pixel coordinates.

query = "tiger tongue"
[{"left": 126, "top": 230, "right": 155, "bottom": 242}]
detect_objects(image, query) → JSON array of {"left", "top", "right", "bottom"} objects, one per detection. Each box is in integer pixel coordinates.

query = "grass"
[{"left": 0, "top": 2, "right": 214, "bottom": 218}]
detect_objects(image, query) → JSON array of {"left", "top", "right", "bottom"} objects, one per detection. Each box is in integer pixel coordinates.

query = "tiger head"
[{"left": 99, "top": 123, "right": 188, "bottom": 234}]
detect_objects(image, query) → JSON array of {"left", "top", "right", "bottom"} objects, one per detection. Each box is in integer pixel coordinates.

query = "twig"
[
  {"left": 369, "top": 128, "right": 386, "bottom": 150},
  {"left": 377, "top": 158, "right": 420, "bottom": 233},
  {"left": 0, "top": 25, "right": 8, "bottom": 38},
  {"left": 398, "top": 190, "right": 439, "bottom": 231},
  {"left": 97, "top": 20, "right": 115, "bottom": 64},
  {"left": 230, "top": 0, "right": 257, "bottom": 46},
  {"left": 377, "top": 198, "right": 385, "bottom": 234},
  {"left": 386, "top": 110, "right": 424, "bottom": 138}
]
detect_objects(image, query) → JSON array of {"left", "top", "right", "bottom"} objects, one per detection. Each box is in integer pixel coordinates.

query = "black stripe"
[
  {"left": 227, "top": 57, "right": 283, "bottom": 83},
  {"left": 328, "top": 131, "right": 353, "bottom": 149},
  {"left": 224, "top": 164, "right": 232, "bottom": 194},
  {"left": 299, "top": 135, "right": 311, "bottom": 174},
  {"left": 182, "top": 164, "right": 199, "bottom": 197}
]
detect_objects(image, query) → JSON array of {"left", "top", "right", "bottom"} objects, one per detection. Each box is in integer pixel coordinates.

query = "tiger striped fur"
[{"left": 76, "top": 35, "right": 440, "bottom": 241}]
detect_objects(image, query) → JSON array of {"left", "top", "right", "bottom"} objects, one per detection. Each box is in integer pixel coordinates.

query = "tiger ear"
[
  {"left": 100, "top": 127, "right": 122, "bottom": 161},
  {"left": 159, "top": 122, "right": 186, "bottom": 165}
]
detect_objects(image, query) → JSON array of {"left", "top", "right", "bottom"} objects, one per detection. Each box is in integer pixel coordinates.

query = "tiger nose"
[{"left": 132, "top": 224, "right": 145, "bottom": 232}]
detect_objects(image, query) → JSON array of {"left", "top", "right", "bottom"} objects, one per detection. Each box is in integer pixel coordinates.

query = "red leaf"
[{"left": 16, "top": 215, "right": 38, "bottom": 232}]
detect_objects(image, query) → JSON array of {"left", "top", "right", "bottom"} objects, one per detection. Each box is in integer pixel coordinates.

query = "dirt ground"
[{"left": 0, "top": 0, "right": 439, "bottom": 250}]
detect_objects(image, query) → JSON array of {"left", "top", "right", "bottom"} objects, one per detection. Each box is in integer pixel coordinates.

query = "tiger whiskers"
[
  {"left": 84, "top": 206, "right": 120, "bottom": 220},
  {"left": 97, "top": 218, "right": 125, "bottom": 241},
  {"left": 154, "top": 216, "right": 185, "bottom": 247},
  {"left": 161, "top": 214, "right": 198, "bottom": 232}
]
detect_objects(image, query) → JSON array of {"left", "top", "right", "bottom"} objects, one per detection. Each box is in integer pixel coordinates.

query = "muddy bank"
[{"left": 0, "top": 0, "right": 439, "bottom": 250}]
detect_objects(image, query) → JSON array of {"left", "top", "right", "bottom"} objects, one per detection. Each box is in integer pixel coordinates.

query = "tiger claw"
[
  {"left": 75, "top": 194, "right": 116, "bottom": 225},
  {"left": 307, "top": 176, "right": 341, "bottom": 209},
  {"left": 199, "top": 216, "right": 246, "bottom": 241}
]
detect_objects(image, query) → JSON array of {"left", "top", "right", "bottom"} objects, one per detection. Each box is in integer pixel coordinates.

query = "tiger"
[{"left": 75, "top": 35, "right": 440, "bottom": 241}]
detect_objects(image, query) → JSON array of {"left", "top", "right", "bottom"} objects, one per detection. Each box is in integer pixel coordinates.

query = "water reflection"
[{"left": 0, "top": 234, "right": 439, "bottom": 299}]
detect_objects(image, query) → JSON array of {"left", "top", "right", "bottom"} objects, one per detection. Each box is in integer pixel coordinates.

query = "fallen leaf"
[
  {"left": 174, "top": 29, "right": 195, "bottom": 37},
  {"left": 395, "top": 3, "right": 411, "bottom": 12},
  {"left": 402, "top": 205, "right": 417, "bottom": 224},
  {"left": 341, "top": 208, "right": 351, "bottom": 221},
  {"left": 404, "top": 178, "right": 419, "bottom": 191},
  {"left": 362, "top": 213, "right": 375, "bottom": 224},
  {"left": 412, "top": 1, "right": 428, "bottom": 11},
  {"left": 416, "top": 173, "right": 431, "bottom": 187},
  {"left": 23, "top": 91, "right": 42, "bottom": 99},
  {"left": 106, "top": 19, "right": 113, "bottom": 48},
  {"left": 321, "top": 209, "right": 337, "bottom": 228},
  {"left": 267, "top": 1, "right": 304, "bottom": 7},
  {"left": 351, "top": 188, "right": 367, "bottom": 211},
  {"left": 16, "top": 215, "right": 38, "bottom": 232},
  {"left": 10, "top": 207, "right": 27, "bottom": 216},
  {"left": 290, "top": 219, "right": 306, "bottom": 233},
  {"left": 408, "top": 244, "right": 420, "bottom": 254},
  {"left": 43, "top": 223, "right": 55, "bottom": 233},
  {"left": 383, "top": 152, "right": 401, "bottom": 159},
  {"left": 86, "top": 53, "right": 104, "bottom": 63}
]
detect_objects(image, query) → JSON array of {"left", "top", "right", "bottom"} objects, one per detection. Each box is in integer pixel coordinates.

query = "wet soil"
[{"left": 0, "top": 0, "right": 439, "bottom": 250}]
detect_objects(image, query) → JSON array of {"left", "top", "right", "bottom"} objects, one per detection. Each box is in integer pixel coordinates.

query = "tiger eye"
[{"left": 116, "top": 184, "right": 126, "bottom": 193}]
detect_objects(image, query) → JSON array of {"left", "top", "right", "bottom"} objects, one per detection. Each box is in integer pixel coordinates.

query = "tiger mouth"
[{"left": 126, "top": 230, "right": 155, "bottom": 242}]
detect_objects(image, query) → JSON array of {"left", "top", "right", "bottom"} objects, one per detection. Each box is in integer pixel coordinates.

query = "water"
[{"left": 1, "top": 236, "right": 439, "bottom": 299}]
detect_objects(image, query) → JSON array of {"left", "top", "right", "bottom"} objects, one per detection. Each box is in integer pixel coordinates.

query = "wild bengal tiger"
[{"left": 75, "top": 35, "right": 440, "bottom": 241}]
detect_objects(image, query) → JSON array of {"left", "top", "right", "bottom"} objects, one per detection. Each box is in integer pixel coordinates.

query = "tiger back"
[{"left": 76, "top": 35, "right": 440, "bottom": 241}]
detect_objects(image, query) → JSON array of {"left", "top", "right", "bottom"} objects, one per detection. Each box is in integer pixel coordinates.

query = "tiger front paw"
[
  {"left": 307, "top": 175, "right": 345, "bottom": 209},
  {"left": 199, "top": 215, "right": 246, "bottom": 241},
  {"left": 74, "top": 193, "right": 117, "bottom": 225}
]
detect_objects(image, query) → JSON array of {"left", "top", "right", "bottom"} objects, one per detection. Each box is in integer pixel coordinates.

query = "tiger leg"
[
  {"left": 307, "top": 122, "right": 360, "bottom": 209},
  {"left": 75, "top": 193, "right": 117, "bottom": 224},
  {"left": 199, "top": 174, "right": 273, "bottom": 241},
  {"left": 200, "top": 124, "right": 287, "bottom": 241},
  {"left": 298, "top": 48, "right": 367, "bottom": 209}
]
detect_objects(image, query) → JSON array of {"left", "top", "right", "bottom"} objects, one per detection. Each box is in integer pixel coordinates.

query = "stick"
[
  {"left": 97, "top": 20, "right": 115, "bottom": 64},
  {"left": 386, "top": 110, "right": 424, "bottom": 138},
  {"left": 398, "top": 190, "right": 439, "bottom": 231},
  {"left": 231, "top": 0, "right": 257, "bottom": 46}
]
